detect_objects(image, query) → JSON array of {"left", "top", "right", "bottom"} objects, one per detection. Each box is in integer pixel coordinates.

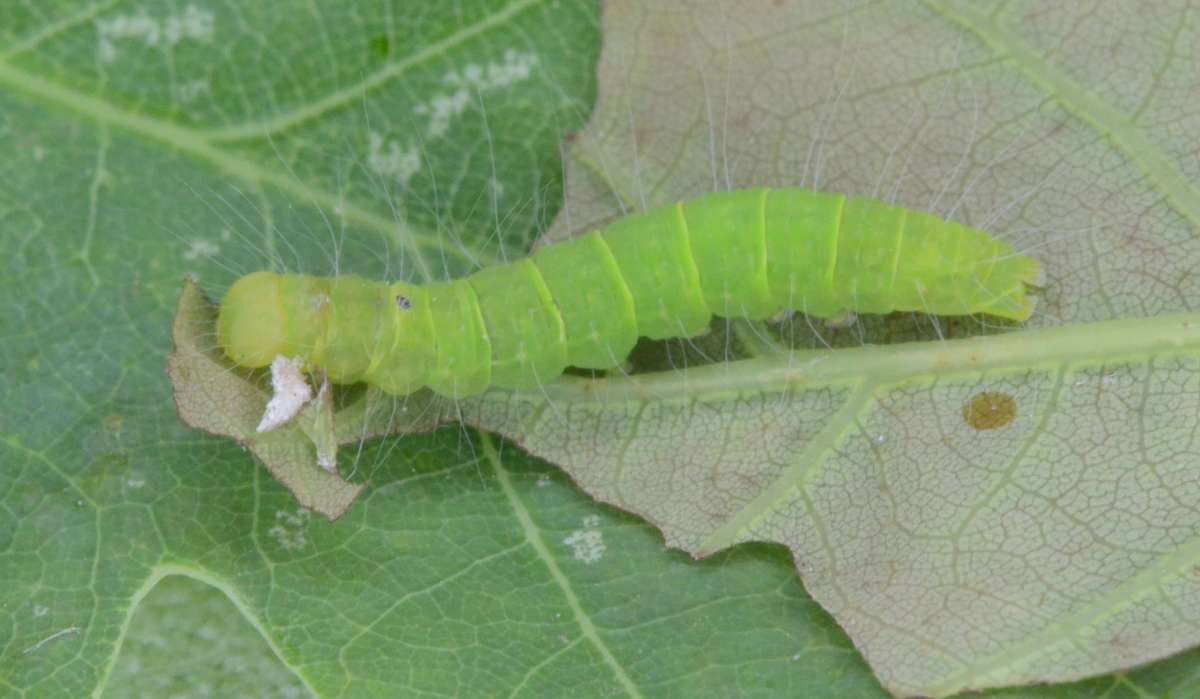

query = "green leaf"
[
  {"left": 104, "top": 573, "right": 311, "bottom": 698},
  {"left": 5, "top": 3, "right": 1200, "bottom": 699}
]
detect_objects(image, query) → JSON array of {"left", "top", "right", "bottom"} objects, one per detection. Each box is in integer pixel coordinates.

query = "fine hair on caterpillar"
[{"left": 216, "top": 187, "right": 1042, "bottom": 402}]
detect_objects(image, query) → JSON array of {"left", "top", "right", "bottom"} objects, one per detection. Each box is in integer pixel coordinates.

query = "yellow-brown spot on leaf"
[{"left": 963, "top": 391, "right": 1017, "bottom": 430}]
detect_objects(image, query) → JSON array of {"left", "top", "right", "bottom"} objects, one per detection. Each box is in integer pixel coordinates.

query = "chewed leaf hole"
[{"left": 962, "top": 391, "right": 1017, "bottom": 430}]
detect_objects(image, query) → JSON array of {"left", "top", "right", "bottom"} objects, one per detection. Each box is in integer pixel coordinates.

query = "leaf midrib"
[{"left": 500, "top": 313, "right": 1200, "bottom": 406}]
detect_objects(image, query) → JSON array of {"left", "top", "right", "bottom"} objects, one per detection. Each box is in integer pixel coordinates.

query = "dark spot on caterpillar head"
[
  {"left": 369, "top": 35, "right": 390, "bottom": 59},
  {"left": 963, "top": 391, "right": 1017, "bottom": 430},
  {"left": 395, "top": 295, "right": 411, "bottom": 310}
]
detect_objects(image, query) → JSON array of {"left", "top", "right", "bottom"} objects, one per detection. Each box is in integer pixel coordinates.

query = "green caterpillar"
[{"left": 218, "top": 187, "right": 1040, "bottom": 399}]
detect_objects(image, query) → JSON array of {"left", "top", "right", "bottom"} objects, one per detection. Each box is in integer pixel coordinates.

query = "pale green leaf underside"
[
  {"left": 524, "top": 0, "right": 1200, "bottom": 696},
  {"left": 468, "top": 314, "right": 1200, "bottom": 696}
]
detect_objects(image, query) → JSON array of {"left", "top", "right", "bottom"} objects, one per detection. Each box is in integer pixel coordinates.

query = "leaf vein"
[{"left": 482, "top": 434, "right": 645, "bottom": 699}]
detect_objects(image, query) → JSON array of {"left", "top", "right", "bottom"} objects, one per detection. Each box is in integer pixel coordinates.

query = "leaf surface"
[
  {"left": 4, "top": 2, "right": 1200, "bottom": 699},
  {"left": 503, "top": 0, "right": 1200, "bottom": 695}
]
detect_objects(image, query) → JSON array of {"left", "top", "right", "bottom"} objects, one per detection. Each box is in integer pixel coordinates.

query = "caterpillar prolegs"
[{"left": 218, "top": 187, "right": 1040, "bottom": 399}]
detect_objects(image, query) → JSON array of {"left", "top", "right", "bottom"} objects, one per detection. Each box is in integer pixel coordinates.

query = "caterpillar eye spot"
[{"left": 395, "top": 295, "right": 412, "bottom": 311}]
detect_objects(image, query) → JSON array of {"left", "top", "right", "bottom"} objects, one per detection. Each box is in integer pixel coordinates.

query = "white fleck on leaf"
[
  {"left": 562, "top": 516, "right": 606, "bottom": 564},
  {"left": 182, "top": 239, "right": 219, "bottom": 260},
  {"left": 256, "top": 356, "right": 313, "bottom": 433},
  {"left": 366, "top": 132, "right": 420, "bottom": 185},
  {"left": 417, "top": 51, "right": 540, "bottom": 138},
  {"left": 95, "top": 4, "right": 214, "bottom": 63},
  {"left": 268, "top": 509, "right": 311, "bottom": 551},
  {"left": 310, "top": 377, "right": 338, "bottom": 473}
]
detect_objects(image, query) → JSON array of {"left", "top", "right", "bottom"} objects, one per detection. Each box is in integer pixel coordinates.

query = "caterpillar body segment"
[
  {"left": 763, "top": 189, "right": 842, "bottom": 318},
  {"left": 468, "top": 259, "right": 567, "bottom": 391},
  {"left": 217, "top": 187, "right": 1041, "bottom": 399},
  {"left": 600, "top": 202, "right": 710, "bottom": 339},
  {"left": 424, "top": 280, "right": 490, "bottom": 398},
  {"left": 531, "top": 231, "right": 639, "bottom": 370}
]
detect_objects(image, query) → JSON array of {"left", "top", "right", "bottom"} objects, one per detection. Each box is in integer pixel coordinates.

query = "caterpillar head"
[
  {"left": 218, "top": 272, "right": 435, "bottom": 393},
  {"left": 217, "top": 271, "right": 292, "bottom": 369}
]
